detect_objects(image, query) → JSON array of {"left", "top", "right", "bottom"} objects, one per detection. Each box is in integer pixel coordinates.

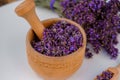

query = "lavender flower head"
[
  {"left": 50, "top": 0, "right": 56, "bottom": 10},
  {"left": 61, "top": 0, "right": 120, "bottom": 59},
  {"left": 31, "top": 21, "right": 83, "bottom": 57}
]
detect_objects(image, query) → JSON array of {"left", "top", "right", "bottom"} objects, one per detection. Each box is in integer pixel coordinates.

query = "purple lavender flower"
[
  {"left": 61, "top": 0, "right": 120, "bottom": 59},
  {"left": 96, "top": 70, "right": 114, "bottom": 80},
  {"left": 50, "top": 0, "right": 56, "bottom": 10},
  {"left": 31, "top": 21, "right": 83, "bottom": 57}
]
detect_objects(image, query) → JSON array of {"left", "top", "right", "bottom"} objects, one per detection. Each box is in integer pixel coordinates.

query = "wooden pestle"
[{"left": 15, "top": 0, "right": 45, "bottom": 39}]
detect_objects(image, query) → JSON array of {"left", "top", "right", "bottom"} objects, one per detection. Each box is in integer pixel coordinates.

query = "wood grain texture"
[
  {"left": 15, "top": 0, "right": 45, "bottom": 40},
  {"left": 116, "top": 64, "right": 120, "bottom": 73},
  {"left": 26, "top": 18, "right": 86, "bottom": 80}
]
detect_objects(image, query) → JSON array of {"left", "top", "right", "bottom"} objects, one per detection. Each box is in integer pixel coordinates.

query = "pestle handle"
[{"left": 15, "top": 0, "right": 45, "bottom": 39}]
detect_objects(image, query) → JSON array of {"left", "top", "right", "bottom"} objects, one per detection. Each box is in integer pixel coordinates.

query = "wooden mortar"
[{"left": 26, "top": 18, "right": 86, "bottom": 80}]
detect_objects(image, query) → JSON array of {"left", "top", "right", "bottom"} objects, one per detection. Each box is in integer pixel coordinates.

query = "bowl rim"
[{"left": 26, "top": 18, "right": 86, "bottom": 59}]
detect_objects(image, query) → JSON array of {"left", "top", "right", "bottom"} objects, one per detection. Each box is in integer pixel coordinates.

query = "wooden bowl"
[{"left": 26, "top": 18, "right": 86, "bottom": 80}]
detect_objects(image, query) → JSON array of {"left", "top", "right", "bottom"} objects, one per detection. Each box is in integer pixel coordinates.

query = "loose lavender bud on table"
[
  {"left": 96, "top": 70, "right": 114, "bottom": 80},
  {"left": 31, "top": 21, "right": 83, "bottom": 57},
  {"left": 85, "top": 48, "right": 93, "bottom": 59},
  {"left": 61, "top": 0, "right": 120, "bottom": 59}
]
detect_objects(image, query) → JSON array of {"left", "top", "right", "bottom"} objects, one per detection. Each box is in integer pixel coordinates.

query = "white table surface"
[{"left": 0, "top": 1, "right": 120, "bottom": 80}]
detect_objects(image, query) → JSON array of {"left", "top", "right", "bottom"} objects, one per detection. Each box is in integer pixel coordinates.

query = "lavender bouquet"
[{"left": 35, "top": 0, "right": 120, "bottom": 59}]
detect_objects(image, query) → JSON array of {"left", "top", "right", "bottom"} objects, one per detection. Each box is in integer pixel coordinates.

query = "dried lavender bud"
[
  {"left": 31, "top": 21, "right": 83, "bottom": 57},
  {"left": 85, "top": 48, "right": 93, "bottom": 59},
  {"left": 50, "top": 0, "right": 55, "bottom": 10},
  {"left": 61, "top": 0, "right": 120, "bottom": 59},
  {"left": 96, "top": 70, "right": 114, "bottom": 80}
]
